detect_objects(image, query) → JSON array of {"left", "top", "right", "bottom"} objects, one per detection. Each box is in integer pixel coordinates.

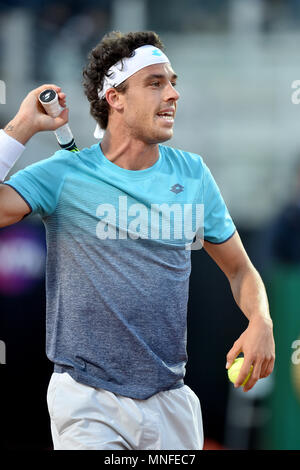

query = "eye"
[{"left": 150, "top": 81, "right": 161, "bottom": 87}]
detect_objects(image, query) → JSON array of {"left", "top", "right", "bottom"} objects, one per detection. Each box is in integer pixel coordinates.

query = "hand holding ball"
[{"left": 227, "top": 357, "right": 253, "bottom": 387}]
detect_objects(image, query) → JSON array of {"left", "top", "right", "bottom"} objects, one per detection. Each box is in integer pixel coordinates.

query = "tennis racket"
[{"left": 38, "top": 89, "right": 79, "bottom": 152}]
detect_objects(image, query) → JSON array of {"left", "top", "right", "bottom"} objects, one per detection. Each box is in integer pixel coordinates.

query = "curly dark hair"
[{"left": 82, "top": 31, "right": 164, "bottom": 130}]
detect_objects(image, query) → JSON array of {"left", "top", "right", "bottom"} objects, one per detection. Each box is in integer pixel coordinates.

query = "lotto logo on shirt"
[{"left": 95, "top": 196, "right": 204, "bottom": 250}]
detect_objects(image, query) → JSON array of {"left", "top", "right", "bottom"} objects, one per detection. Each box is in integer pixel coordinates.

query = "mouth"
[{"left": 156, "top": 109, "right": 175, "bottom": 125}]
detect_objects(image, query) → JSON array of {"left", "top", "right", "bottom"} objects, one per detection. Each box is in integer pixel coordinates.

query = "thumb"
[
  {"left": 38, "top": 107, "right": 69, "bottom": 132},
  {"left": 226, "top": 341, "right": 242, "bottom": 369}
]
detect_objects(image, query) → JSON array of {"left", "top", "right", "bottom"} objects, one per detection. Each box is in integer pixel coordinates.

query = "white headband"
[{"left": 94, "top": 44, "right": 170, "bottom": 138}]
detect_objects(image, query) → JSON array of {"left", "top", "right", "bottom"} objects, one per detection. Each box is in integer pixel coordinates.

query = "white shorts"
[{"left": 47, "top": 372, "right": 204, "bottom": 450}]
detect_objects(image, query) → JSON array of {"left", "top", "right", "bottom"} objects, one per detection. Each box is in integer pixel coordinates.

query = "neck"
[{"left": 100, "top": 126, "right": 159, "bottom": 171}]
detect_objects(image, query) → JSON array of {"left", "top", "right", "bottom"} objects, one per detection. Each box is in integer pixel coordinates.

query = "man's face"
[{"left": 120, "top": 62, "right": 180, "bottom": 144}]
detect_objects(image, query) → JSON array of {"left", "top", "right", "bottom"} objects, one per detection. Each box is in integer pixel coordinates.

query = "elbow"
[{"left": 227, "top": 259, "right": 257, "bottom": 284}]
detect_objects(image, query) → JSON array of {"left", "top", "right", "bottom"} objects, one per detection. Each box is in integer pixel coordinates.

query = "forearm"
[
  {"left": 1, "top": 113, "right": 36, "bottom": 182},
  {"left": 229, "top": 264, "right": 272, "bottom": 326},
  {"left": 226, "top": 263, "right": 275, "bottom": 390},
  {"left": 204, "top": 232, "right": 275, "bottom": 388}
]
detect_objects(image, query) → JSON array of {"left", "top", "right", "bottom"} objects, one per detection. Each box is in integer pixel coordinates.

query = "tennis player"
[{"left": 0, "top": 31, "right": 275, "bottom": 450}]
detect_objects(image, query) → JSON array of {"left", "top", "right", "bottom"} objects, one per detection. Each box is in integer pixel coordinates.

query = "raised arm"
[{"left": 0, "top": 84, "right": 68, "bottom": 228}]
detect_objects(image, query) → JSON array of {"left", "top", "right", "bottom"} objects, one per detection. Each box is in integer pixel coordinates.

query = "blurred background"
[{"left": 1, "top": 0, "right": 300, "bottom": 451}]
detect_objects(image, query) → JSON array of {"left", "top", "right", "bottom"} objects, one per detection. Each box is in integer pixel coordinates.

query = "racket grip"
[
  {"left": 39, "top": 89, "right": 78, "bottom": 151},
  {"left": 54, "top": 125, "right": 76, "bottom": 150}
]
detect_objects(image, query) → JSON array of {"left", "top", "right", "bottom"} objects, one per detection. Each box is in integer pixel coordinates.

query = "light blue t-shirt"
[{"left": 4, "top": 143, "right": 235, "bottom": 399}]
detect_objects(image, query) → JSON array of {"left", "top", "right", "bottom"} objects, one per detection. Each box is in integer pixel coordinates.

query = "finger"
[
  {"left": 226, "top": 341, "right": 242, "bottom": 370},
  {"left": 260, "top": 360, "right": 270, "bottom": 378},
  {"left": 34, "top": 84, "right": 61, "bottom": 96},
  {"left": 39, "top": 107, "right": 69, "bottom": 131},
  {"left": 52, "top": 107, "right": 69, "bottom": 128},
  {"left": 260, "top": 358, "right": 274, "bottom": 378},
  {"left": 59, "top": 98, "right": 67, "bottom": 109},
  {"left": 58, "top": 92, "right": 66, "bottom": 101},
  {"left": 28, "top": 84, "right": 62, "bottom": 105},
  {"left": 268, "top": 356, "right": 275, "bottom": 375},
  {"left": 243, "top": 361, "right": 262, "bottom": 392},
  {"left": 234, "top": 357, "right": 254, "bottom": 388}
]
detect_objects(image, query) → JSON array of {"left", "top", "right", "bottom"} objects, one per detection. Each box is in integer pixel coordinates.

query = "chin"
[
  {"left": 160, "top": 130, "right": 173, "bottom": 143},
  {"left": 150, "top": 129, "right": 174, "bottom": 144}
]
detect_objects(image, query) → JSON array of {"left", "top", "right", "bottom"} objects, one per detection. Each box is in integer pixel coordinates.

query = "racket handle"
[{"left": 38, "top": 89, "right": 78, "bottom": 151}]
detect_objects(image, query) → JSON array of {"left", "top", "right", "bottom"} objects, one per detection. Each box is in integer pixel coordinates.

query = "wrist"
[
  {"left": 4, "top": 114, "right": 35, "bottom": 145},
  {"left": 0, "top": 129, "right": 25, "bottom": 181},
  {"left": 249, "top": 313, "right": 273, "bottom": 329}
]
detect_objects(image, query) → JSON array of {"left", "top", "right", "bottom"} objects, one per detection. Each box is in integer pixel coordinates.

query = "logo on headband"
[{"left": 152, "top": 49, "right": 162, "bottom": 56}]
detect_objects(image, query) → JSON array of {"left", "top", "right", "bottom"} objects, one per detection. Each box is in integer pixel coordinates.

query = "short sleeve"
[
  {"left": 3, "top": 149, "right": 72, "bottom": 218},
  {"left": 202, "top": 163, "right": 236, "bottom": 244}
]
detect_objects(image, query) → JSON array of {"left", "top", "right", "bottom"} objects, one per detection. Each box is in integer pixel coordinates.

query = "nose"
[{"left": 164, "top": 82, "right": 180, "bottom": 102}]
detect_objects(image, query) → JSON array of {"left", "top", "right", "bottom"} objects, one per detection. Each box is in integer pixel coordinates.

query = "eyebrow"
[{"left": 143, "top": 73, "right": 178, "bottom": 82}]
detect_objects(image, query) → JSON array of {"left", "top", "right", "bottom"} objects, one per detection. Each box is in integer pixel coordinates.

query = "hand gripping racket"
[{"left": 38, "top": 88, "right": 79, "bottom": 152}]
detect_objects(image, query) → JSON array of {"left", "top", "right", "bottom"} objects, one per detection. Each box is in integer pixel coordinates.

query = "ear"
[{"left": 105, "top": 88, "right": 125, "bottom": 111}]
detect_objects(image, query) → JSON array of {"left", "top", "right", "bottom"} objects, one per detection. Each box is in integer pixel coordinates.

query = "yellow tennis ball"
[{"left": 228, "top": 357, "right": 253, "bottom": 386}]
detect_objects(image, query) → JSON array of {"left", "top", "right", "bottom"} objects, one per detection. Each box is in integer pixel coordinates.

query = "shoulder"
[
  {"left": 159, "top": 144, "right": 207, "bottom": 176},
  {"left": 25, "top": 148, "right": 76, "bottom": 170},
  {"left": 160, "top": 143, "right": 204, "bottom": 163},
  {"left": 24, "top": 144, "right": 94, "bottom": 175}
]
